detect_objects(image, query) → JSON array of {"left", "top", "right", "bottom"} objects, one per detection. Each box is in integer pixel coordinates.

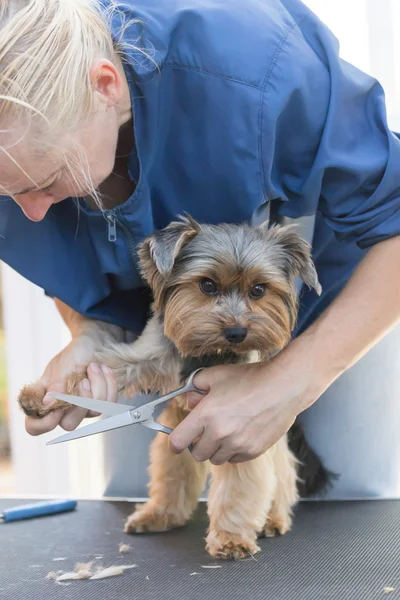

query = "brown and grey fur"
[{"left": 19, "top": 215, "right": 327, "bottom": 560}]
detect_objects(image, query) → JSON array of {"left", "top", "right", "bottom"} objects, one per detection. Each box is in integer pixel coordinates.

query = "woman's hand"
[
  {"left": 169, "top": 336, "right": 324, "bottom": 465},
  {"left": 24, "top": 334, "right": 118, "bottom": 436}
]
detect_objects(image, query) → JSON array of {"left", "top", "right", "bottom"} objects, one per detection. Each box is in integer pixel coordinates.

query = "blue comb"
[{"left": 0, "top": 499, "right": 77, "bottom": 523}]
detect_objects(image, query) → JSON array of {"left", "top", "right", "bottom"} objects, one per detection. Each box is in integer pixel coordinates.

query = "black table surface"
[{"left": 1, "top": 498, "right": 400, "bottom": 599}]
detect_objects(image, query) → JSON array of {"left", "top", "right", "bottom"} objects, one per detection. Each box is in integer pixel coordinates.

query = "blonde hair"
[{"left": 0, "top": 0, "right": 151, "bottom": 201}]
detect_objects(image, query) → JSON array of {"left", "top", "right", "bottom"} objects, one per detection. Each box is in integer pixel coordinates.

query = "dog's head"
[{"left": 138, "top": 215, "right": 321, "bottom": 358}]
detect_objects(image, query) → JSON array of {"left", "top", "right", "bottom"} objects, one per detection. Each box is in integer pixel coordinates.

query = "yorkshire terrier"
[{"left": 19, "top": 216, "right": 329, "bottom": 560}]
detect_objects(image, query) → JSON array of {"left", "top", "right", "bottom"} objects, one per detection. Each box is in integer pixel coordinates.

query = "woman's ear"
[{"left": 90, "top": 59, "right": 124, "bottom": 109}]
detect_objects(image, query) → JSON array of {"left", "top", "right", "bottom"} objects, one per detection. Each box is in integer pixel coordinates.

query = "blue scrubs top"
[{"left": 1, "top": 0, "right": 399, "bottom": 336}]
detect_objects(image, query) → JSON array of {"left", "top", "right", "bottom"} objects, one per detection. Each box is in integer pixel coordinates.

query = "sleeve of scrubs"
[{"left": 260, "top": 16, "right": 400, "bottom": 249}]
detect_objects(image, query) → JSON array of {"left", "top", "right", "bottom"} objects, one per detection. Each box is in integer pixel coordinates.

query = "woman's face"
[
  {"left": 0, "top": 115, "right": 119, "bottom": 221},
  {"left": 0, "top": 59, "right": 131, "bottom": 221}
]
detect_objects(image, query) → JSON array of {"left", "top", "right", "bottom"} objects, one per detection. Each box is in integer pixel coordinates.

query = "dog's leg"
[
  {"left": 63, "top": 317, "right": 178, "bottom": 397},
  {"left": 206, "top": 452, "right": 276, "bottom": 560},
  {"left": 262, "top": 436, "right": 299, "bottom": 537},
  {"left": 19, "top": 316, "right": 177, "bottom": 419},
  {"left": 125, "top": 400, "right": 209, "bottom": 533},
  {"left": 93, "top": 316, "right": 179, "bottom": 395}
]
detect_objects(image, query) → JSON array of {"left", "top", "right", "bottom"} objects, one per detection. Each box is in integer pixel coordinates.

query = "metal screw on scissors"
[{"left": 46, "top": 369, "right": 207, "bottom": 452}]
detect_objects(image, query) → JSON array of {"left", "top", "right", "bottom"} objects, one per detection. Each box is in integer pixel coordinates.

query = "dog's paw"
[
  {"left": 18, "top": 382, "right": 67, "bottom": 418},
  {"left": 18, "top": 369, "right": 87, "bottom": 419},
  {"left": 124, "top": 503, "right": 187, "bottom": 534},
  {"left": 262, "top": 512, "right": 293, "bottom": 538},
  {"left": 206, "top": 531, "right": 261, "bottom": 560}
]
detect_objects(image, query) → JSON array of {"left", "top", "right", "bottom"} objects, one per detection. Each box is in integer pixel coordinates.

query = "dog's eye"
[
  {"left": 199, "top": 278, "right": 218, "bottom": 295},
  {"left": 249, "top": 284, "right": 267, "bottom": 300}
]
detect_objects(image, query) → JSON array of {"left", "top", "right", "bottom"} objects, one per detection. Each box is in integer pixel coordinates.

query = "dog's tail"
[{"left": 288, "top": 421, "right": 337, "bottom": 498}]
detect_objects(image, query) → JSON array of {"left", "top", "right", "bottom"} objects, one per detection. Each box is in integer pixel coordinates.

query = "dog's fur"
[{"left": 19, "top": 216, "right": 329, "bottom": 559}]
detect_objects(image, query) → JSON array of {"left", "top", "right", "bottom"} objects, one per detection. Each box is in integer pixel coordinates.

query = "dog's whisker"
[{"left": 247, "top": 314, "right": 268, "bottom": 322}]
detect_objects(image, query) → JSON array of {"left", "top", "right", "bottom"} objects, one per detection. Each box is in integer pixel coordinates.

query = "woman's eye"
[
  {"left": 249, "top": 284, "right": 267, "bottom": 300},
  {"left": 41, "top": 173, "right": 62, "bottom": 194},
  {"left": 41, "top": 180, "right": 58, "bottom": 194},
  {"left": 199, "top": 278, "right": 219, "bottom": 295}
]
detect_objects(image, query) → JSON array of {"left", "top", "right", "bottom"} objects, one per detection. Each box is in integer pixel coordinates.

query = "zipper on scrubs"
[
  {"left": 104, "top": 209, "right": 138, "bottom": 269},
  {"left": 105, "top": 211, "right": 117, "bottom": 242}
]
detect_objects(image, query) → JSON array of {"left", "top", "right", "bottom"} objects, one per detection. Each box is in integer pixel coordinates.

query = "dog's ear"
[
  {"left": 139, "top": 214, "right": 201, "bottom": 281},
  {"left": 261, "top": 224, "right": 322, "bottom": 295}
]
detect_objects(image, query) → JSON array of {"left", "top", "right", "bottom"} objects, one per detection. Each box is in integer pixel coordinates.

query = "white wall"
[
  {"left": 304, "top": 0, "right": 400, "bottom": 130},
  {"left": 2, "top": 264, "right": 105, "bottom": 498},
  {"left": 2, "top": 0, "right": 400, "bottom": 497}
]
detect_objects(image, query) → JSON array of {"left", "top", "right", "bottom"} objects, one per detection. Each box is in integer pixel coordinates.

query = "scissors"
[{"left": 46, "top": 369, "right": 206, "bottom": 449}]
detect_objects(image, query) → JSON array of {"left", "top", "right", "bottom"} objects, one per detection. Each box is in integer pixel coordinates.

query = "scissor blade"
[
  {"left": 134, "top": 386, "right": 188, "bottom": 413},
  {"left": 135, "top": 382, "right": 206, "bottom": 414},
  {"left": 48, "top": 392, "right": 133, "bottom": 416},
  {"left": 46, "top": 411, "right": 136, "bottom": 445}
]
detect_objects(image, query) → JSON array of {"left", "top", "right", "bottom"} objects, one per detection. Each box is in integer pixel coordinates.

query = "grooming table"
[{"left": 0, "top": 499, "right": 399, "bottom": 599}]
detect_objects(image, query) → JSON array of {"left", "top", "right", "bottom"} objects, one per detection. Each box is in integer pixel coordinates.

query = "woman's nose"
[{"left": 13, "top": 192, "right": 55, "bottom": 222}]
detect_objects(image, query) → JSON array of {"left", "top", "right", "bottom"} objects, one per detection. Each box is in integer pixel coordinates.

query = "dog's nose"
[{"left": 224, "top": 327, "right": 248, "bottom": 343}]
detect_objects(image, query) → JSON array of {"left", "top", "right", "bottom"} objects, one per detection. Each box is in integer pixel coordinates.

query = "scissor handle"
[
  {"left": 146, "top": 420, "right": 194, "bottom": 454},
  {"left": 184, "top": 368, "right": 207, "bottom": 395},
  {"left": 182, "top": 369, "right": 206, "bottom": 455},
  {"left": 139, "top": 369, "right": 206, "bottom": 455}
]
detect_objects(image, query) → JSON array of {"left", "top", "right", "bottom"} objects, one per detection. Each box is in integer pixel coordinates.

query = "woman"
[{"left": 1, "top": 0, "right": 400, "bottom": 496}]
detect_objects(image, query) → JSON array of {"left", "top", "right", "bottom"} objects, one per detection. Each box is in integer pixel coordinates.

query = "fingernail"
[
  {"left": 82, "top": 379, "right": 91, "bottom": 392},
  {"left": 42, "top": 394, "right": 55, "bottom": 406},
  {"left": 101, "top": 364, "right": 111, "bottom": 375},
  {"left": 89, "top": 363, "right": 100, "bottom": 373}
]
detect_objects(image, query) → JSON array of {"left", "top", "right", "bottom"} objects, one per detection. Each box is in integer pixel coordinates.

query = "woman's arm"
[
  {"left": 54, "top": 297, "right": 124, "bottom": 342},
  {"left": 169, "top": 235, "right": 400, "bottom": 464},
  {"left": 295, "top": 235, "right": 400, "bottom": 399}
]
